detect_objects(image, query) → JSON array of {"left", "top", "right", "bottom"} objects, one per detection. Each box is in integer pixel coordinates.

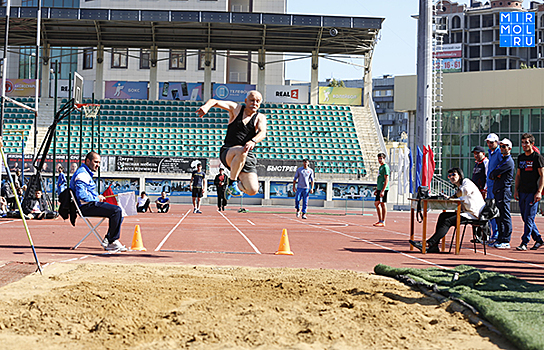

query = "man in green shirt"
[{"left": 374, "top": 153, "right": 390, "bottom": 227}]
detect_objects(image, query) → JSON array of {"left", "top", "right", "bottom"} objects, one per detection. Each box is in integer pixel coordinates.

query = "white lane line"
[
  {"left": 0, "top": 220, "right": 16, "bottom": 225},
  {"left": 317, "top": 215, "right": 544, "bottom": 270},
  {"left": 219, "top": 211, "right": 261, "bottom": 254},
  {"left": 247, "top": 220, "right": 255, "bottom": 226},
  {"left": 154, "top": 209, "right": 192, "bottom": 252},
  {"left": 274, "top": 214, "right": 447, "bottom": 269}
]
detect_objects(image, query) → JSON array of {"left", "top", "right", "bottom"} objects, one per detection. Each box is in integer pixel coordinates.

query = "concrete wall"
[{"left": 395, "top": 69, "right": 544, "bottom": 112}]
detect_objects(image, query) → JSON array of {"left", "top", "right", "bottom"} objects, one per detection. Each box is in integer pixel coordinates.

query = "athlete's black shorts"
[
  {"left": 219, "top": 145, "right": 258, "bottom": 174},
  {"left": 375, "top": 190, "right": 389, "bottom": 203},
  {"left": 192, "top": 187, "right": 203, "bottom": 198}
]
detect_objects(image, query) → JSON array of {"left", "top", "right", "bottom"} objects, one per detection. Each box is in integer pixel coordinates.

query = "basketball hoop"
[{"left": 76, "top": 103, "right": 101, "bottom": 119}]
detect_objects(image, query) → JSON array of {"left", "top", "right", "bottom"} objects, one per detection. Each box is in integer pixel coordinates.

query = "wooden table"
[{"left": 409, "top": 198, "right": 463, "bottom": 255}]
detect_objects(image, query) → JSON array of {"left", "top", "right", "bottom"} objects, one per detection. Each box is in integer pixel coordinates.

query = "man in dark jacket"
[
  {"left": 488, "top": 138, "right": 515, "bottom": 249},
  {"left": 214, "top": 168, "right": 228, "bottom": 211}
]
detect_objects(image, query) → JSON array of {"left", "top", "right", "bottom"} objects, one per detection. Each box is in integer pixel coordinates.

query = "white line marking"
[
  {"left": 154, "top": 209, "right": 191, "bottom": 252},
  {"left": 219, "top": 211, "right": 261, "bottom": 254},
  {"left": 247, "top": 220, "right": 255, "bottom": 226},
  {"left": 275, "top": 214, "right": 447, "bottom": 269},
  {"left": 481, "top": 251, "right": 544, "bottom": 269},
  {"left": 0, "top": 220, "right": 16, "bottom": 225}
]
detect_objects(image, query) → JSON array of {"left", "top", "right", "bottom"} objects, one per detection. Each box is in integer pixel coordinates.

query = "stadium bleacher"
[{"left": 2, "top": 98, "right": 366, "bottom": 174}]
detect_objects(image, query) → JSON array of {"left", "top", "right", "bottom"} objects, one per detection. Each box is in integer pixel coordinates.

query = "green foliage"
[{"left": 328, "top": 78, "right": 345, "bottom": 88}]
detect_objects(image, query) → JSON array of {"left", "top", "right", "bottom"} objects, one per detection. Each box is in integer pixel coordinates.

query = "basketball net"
[{"left": 76, "top": 104, "right": 100, "bottom": 119}]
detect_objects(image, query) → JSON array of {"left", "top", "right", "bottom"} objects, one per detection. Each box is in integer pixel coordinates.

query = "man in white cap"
[
  {"left": 488, "top": 138, "right": 515, "bottom": 249},
  {"left": 485, "top": 133, "right": 501, "bottom": 245}
]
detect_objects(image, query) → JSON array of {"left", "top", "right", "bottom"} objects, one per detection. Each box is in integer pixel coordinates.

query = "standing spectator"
[
  {"left": 514, "top": 133, "right": 544, "bottom": 251},
  {"left": 488, "top": 139, "right": 515, "bottom": 249},
  {"left": 293, "top": 159, "right": 314, "bottom": 219},
  {"left": 471, "top": 145, "right": 488, "bottom": 198},
  {"left": 56, "top": 165, "right": 67, "bottom": 195},
  {"left": 137, "top": 192, "right": 152, "bottom": 213},
  {"left": 190, "top": 163, "right": 206, "bottom": 214},
  {"left": 485, "top": 133, "right": 502, "bottom": 245},
  {"left": 156, "top": 191, "right": 170, "bottom": 213},
  {"left": 214, "top": 168, "right": 228, "bottom": 211},
  {"left": 373, "top": 153, "right": 390, "bottom": 227}
]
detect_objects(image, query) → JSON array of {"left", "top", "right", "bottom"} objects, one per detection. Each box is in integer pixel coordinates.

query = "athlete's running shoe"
[{"left": 225, "top": 182, "right": 242, "bottom": 200}]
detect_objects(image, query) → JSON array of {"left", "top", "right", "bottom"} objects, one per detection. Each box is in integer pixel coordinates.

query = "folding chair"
[
  {"left": 449, "top": 218, "right": 490, "bottom": 255},
  {"left": 70, "top": 191, "right": 106, "bottom": 250}
]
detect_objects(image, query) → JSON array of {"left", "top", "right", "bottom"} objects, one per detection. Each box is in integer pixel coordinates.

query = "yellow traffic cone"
[
  {"left": 131, "top": 225, "right": 147, "bottom": 251},
  {"left": 275, "top": 228, "right": 294, "bottom": 255}
]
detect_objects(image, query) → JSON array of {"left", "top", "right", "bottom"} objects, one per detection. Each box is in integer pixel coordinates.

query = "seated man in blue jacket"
[
  {"left": 488, "top": 138, "right": 515, "bottom": 249},
  {"left": 70, "top": 152, "right": 127, "bottom": 252}
]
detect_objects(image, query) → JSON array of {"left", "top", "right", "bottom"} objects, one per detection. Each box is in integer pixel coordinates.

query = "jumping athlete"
[{"left": 197, "top": 90, "right": 267, "bottom": 199}]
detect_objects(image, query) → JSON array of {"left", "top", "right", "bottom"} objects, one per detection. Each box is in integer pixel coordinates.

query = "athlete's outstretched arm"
[{"left": 197, "top": 99, "right": 238, "bottom": 118}]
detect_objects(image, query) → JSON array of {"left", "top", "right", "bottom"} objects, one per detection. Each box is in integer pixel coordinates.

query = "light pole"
[
  {"left": 28, "top": 52, "right": 35, "bottom": 79},
  {"left": 51, "top": 62, "right": 58, "bottom": 207}
]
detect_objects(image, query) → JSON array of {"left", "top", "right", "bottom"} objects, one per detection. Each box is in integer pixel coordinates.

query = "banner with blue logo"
[
  {"left": 158, "top": 82, "right": 203, "bottom": 101},
  {"left": 105, "top": 81, "right": 148, "bottom": 99},
  {"left": 213, "top": 84, "right": 256, "bottom": 102}
]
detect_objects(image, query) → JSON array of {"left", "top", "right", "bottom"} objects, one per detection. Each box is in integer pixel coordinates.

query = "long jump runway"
[{"left": 1, "top": 204, "right": 544, "bottom": 285}]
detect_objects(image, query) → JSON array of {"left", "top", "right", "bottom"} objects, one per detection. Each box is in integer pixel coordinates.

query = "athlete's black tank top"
[{"left": 223, "top": 105, "right": 258, "bottom": 147}]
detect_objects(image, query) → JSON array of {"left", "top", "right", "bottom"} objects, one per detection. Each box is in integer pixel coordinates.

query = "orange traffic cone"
[
  {"left": 131, "top": 225, "right": 147, "bottom": 251},
  {"left": 275, "top": 228, "right": 294, "bottom": 255}
]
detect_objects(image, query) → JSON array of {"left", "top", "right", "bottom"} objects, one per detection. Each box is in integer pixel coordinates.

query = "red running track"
[{"left": 1, "top": 204, "right": 543, "bottom": 285}]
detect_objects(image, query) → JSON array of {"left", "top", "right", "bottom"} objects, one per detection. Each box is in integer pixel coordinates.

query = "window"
[
  {"left": 140, "top": 49, "right": 150, "bottom": 69},
  {"left": 198, "top": 50, "right": 216, "bottom": 70},
  {"left": 111, "top": 48, "right": 128, "bottom": 69},
  {"left": 169, "top": 49, "right": 186, "bottom": 70},
  {"left": 83, "top": 48, "right": 93, "bottom": 70}
]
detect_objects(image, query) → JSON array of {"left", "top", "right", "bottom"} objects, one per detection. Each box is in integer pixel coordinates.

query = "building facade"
[
  {"left": 395, "top": 69, "right": 544, "bottom": 180},
  {"left": 372, "top": 75, "right": 408, "bottom": 142},
  {"left": 8, "top": 0, "right": 286, "bottom": 98},
  {"left": 437, "top": 0, "right": 544, "bottom": 72}
]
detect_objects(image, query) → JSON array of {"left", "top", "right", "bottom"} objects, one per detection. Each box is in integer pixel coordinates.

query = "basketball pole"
[{"left": 0, "top": 144, "right": 43, "bottom": 275}]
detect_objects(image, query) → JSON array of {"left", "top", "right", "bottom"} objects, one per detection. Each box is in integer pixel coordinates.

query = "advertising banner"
[
  {"left": 145, "top": 179, "right": 191, "bottom": 196},
  {"left": 159, "top": 82, "right": 203, "bottom": 101},
  {"left": 319, "top": 87, "right": 362, "bottom": 105},
  {"left": 269, "top": 182, "right": 326, "bottom": 200},
  {"left": 113, "top": 156, "right": 207, "bottom": 174},
  {"left": 3, "top": 154, "right": 86, "bottom": 176},
  {"left": 500, "top": 12, "right": 535, "bottom": 47},
  {"left": 207, "top": 181, "right": 264, "bottom": 198},
  {"left": 332, "top": 183, "right": 376, "bottom": 201},
  {"left": 212, "top": 83, "right": 256, "bottom": 102},
  {"left": 255, "top": 159, "right": 300, "bottom": 178},
  {"left": 98, "top": 178, "right": 140, "bottom": 195},
  {"left": 265, "top": 85, "right": 309, "bottom": 104},
  {"left": 5, "top": 79, "right": 37, "bottom": 97},
  {"left": 434, "top": 58, "right": 462, "bottom": 73},
  {"left": 433, "top": 43, "right": 462, "bottom": 59},
  {"left": 105, "top": 81, "right": 148, "bottom": 99}
]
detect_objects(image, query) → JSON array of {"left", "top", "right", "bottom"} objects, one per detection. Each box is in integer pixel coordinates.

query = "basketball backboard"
[{"left": 73, "top": 72, "right": 83, "bottom": 105}]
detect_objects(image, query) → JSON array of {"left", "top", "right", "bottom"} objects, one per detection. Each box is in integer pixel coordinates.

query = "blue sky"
[{"left": 283, "top": 0, "right": 477, "bottom": 82}]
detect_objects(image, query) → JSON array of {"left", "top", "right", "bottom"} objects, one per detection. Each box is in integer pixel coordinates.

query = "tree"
[{"left": 328, "top": 78, "right": 345, "bottom": 88}]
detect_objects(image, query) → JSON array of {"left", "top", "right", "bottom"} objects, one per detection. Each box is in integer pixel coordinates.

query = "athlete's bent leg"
[
  {"left": 237, "top": 172, "right": 259, "bottom": 196},
  {"left": 225, "top": 146, "right": 247, "bottom": 181}
]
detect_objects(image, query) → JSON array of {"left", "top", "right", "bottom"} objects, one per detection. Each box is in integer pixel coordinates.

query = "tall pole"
[
  {"left": 0, "top": 0, "right": 12, "bottom": 186},
  {"left": 52, "top": 62, "right": 58, "bottom": 207},
  {"left": 33, "top": 0, "right": 42, "bottom": 159},
  {"left": 415, "top": 0, "right": 433, "bottom": 192},
  {"left": 67, "top": 72, "right": 72, "bottom": 182}
]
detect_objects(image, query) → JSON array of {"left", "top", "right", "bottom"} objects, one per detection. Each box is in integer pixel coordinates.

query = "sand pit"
[{"left": 0, "top": 263, "right": 515, "bottom": 349}]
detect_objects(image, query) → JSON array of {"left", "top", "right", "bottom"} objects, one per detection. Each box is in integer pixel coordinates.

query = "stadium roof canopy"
[{"left": 0, "top": 7, "right": 383, "bottom": 55}]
